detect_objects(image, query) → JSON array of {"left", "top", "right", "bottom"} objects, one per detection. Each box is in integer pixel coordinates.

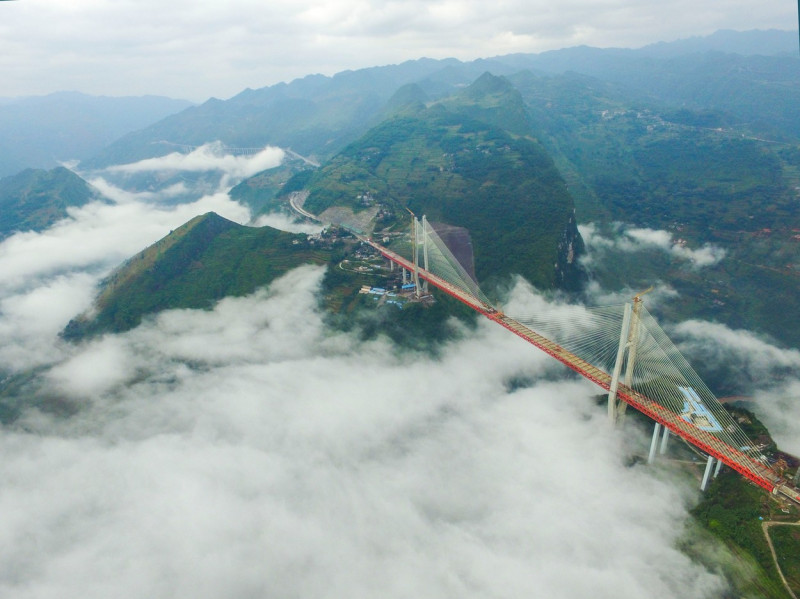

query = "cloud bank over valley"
[
  {"left": 107, "top": 142, "right": 285, "bottom": 180},
  {"left": 580, "top": 223, "right": 727, "bottom": 269},
  {"left": 0, "top": 145, "right": 282, "bottom": 371},
  {"left": 1, "top": 265, "right": 726, "bottom": 598}
]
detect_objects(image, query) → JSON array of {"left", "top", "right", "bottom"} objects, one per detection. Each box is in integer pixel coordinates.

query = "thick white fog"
[
  {"left": 0, "top": 145, "right": 280, "bottom": 371},
  {"left": 1, "top": 266, "right": 726, "bottom": 599},
  {"left": 107, "top": 143, "right": 286, "bottom": 180},
  {"left": 0, "top": 148, "right": 796, "bottom": 597},
  {"left": 580, "top": 223, "right": 726, "bottom": 269}
]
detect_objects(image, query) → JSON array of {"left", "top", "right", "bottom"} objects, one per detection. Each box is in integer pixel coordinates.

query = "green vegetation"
[
  {"left": 769, "top": 526, "right": 800, "bottom": 595},
  {"left": 511, "top": 70, "right": 800, "bottom": 347},
  {"left": 438, "top": 72, "right": 533, "bottom": 137},
  {"left": 228, "top": 161, "right": 314, "bottom": 215},
  {"left": 321, "top": 262, "right": 478, "bottom": 351},
  {"left": 692, "top": 471, "right": 793, "bottom": 599},
  {"left": 687, "top": 408, "right": 799, "bottom": 599},
  {"left": 0, "top": 167, "right": 98, "bottom": 238},
  {"left": 301, "top": 75, "right": 583, "bottom": 292},
  {"left": 63, "top": 213, "right": 331, "bottom": 338}
]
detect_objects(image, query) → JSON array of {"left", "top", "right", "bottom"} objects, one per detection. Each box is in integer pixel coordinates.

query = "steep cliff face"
[{"left": 554, "top": 211, "right": 586, "bottom": 292}]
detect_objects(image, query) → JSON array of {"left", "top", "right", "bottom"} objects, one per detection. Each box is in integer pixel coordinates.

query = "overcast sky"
[{"left": 0, "top": 0, "right": 796, "bottom": 102}]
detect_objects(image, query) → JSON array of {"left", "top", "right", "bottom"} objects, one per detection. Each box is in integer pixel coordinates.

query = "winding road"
[{"left": 763, "top": 520, "right": 800, "bottom": 599}]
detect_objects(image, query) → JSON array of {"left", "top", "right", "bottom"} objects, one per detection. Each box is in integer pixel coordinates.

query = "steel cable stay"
[
  {"left": 350, "top": 220, "right": 800, "bottom": 502},
  {"left": 395, "top": 223, "right": 768, "bottom": 462}
]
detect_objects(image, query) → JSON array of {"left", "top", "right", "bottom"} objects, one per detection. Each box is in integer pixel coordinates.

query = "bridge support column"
[
  {"left": 713, "top": 458, "right": 723, "bottom": 478},
  {"left": 402, "top": 268, "right": 408, "bottom": 285},
  {"left": 411, "top": 217, "right": 421, "bottom": 299},
  {"left": 659, "top": 427, "right": 670, "bottom": 455},
  {"left": 701, "top": 456, "right": 716, "bottom": 491},
  {"left": 618, "top": 297, "right": 644, "bottom": 421},
  {"left": 648, "top": 422, "right": 662, "bottom": 464},
  {"left": 421, "top": 215, "right": 430, "bottom": 294},
  {"left": 608, "top": 303, "right": 633, "bottom": 424}
]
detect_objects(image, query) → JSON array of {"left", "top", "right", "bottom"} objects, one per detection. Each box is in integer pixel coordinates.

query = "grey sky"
[{"left": 0, "top": 0, "right": 796, "bottom": 101}]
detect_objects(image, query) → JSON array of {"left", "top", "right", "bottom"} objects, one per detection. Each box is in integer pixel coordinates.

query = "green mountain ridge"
[
  {"left": 62, "top": 213, "right": 331, "bottom": 338},
  {"left": 439, "top": 72, "right": 533, "bottom": 136},
  {"left": 0, "top": 167, "right": 99, "bottom": 239},
  {"left": 504, "top": 68, "right": 800, "bottom": 348},
  {"left": 296, "top": 75, "right": 583, "bottom": 291},
  {"left": 63, "top": 74, "right": 586, "bottom": 341}
]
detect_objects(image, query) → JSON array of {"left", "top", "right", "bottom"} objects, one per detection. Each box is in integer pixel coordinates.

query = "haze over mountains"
[
  {"left": 3, "top": 28, "right": 797, "bottom": 179},
  {"left": 80, "top": 30, "right": 800, "bottom": 172},
  {"left": 0, "top": 92, "right": 193, "bottom": 178}
]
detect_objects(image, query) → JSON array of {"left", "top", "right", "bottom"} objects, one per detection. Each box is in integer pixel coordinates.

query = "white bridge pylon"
[
  {"left": 406, "top": 212, "right": 492, "bottom": 306},
  {"left": 607, "top": 291, "right": 648, "bottom": 425}
]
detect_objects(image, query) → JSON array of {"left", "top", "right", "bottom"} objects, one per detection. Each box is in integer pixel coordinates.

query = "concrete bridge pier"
[
  {"left": 659, "top": 427, "right": 670, "bottom": 455},
  {"left": 648, "top": 422, "right": 663, "bottom": 464},
  {"left": 701, "top": 455, "right": 716, "bottom": 491}
]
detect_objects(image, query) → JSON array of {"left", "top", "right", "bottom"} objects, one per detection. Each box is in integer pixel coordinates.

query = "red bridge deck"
[{"left": 367, "top": 239, "right": 800, "bottom": 504}]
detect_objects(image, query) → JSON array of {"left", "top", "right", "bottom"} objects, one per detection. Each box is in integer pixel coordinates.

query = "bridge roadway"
[{"left": 365, "top": 238, "right": 800, "bottom": 505}]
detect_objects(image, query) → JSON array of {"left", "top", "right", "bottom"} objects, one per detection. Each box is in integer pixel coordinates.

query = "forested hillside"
[{"left": 0, "top": 167, "right": 99, "bottom": 239}]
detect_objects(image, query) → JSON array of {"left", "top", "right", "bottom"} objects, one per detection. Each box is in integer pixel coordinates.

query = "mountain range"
[
  {"left": 80, "top": 30, "right": 800, "bottom": 173},
  {"left": 2, "top": 30, "right": 798, "bottom": 348}
]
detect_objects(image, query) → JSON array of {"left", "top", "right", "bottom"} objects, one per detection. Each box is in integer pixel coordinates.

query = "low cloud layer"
[
  {"left": 0, "top": 137, "right": 321, "bottom": 375},
  {"left": 580, "top": 223, "right": 726, "bottom": 268},
  {"left": 584, "top": 279, "right": 679, "bottom": 309},
  {"left": 1, "top": 266, "right": 725, "bottom": 598},
  {"left": 0, "top": 196, "right": 250, "bottom": 372},
  {"left": 107, "top": 142, "right": 285, "bottom": 180},
  {"left": 0, "top": 139, "right": 287, "bottom": 373},
  {"left": 252, "top": 211, "right": 324, "bottom": 235}
]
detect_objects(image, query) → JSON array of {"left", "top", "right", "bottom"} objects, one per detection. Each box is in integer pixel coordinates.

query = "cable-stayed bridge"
[{"left": 354, "top": 215, "right": 800, "bottom": 505}]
